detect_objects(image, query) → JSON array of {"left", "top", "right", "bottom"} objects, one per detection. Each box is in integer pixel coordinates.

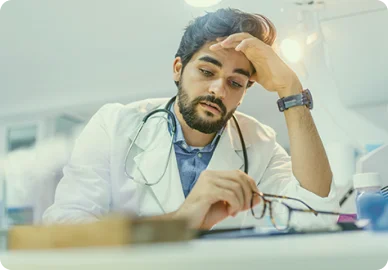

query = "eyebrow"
[{"left": 198, "top": 56, "right": 251, "bottom": 79}]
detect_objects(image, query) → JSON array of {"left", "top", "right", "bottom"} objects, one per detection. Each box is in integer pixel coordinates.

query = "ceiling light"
[
  {"left": 280, "top": 38, "right": 303, "bottom": 63},
  {"left": 306, "top": 32, "right": 318, "bottom": 45},
  {"left": 184, "top": 0, "right": 223, "bottom": 8}
]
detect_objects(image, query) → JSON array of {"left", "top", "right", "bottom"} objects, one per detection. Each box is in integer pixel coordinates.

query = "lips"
[{"left": 200, "top": 101, "right": 221, "bottom": 112}]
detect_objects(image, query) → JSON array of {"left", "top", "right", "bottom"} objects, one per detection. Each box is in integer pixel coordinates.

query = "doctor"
[{"left": 43, "top": 8, "right": 337, "bottom": 229}]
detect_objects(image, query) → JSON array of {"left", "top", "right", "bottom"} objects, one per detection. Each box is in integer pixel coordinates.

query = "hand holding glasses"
[{"left": 250, "top": 192, "right": 344, "bottom": 231}]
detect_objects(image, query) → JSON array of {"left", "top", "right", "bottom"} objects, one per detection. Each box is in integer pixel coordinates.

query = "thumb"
[{"left": 252, "top": 193, "right": 261, "bottom": 207}]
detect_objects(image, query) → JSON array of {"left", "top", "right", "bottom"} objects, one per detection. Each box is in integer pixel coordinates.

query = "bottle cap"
[{"left": 353, "top": 173, "right": 382, "bottom": 189}]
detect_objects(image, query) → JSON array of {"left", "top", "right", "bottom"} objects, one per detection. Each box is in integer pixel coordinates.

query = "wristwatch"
[{"left": 277, "top": 89, "right": 313, "bottom": 112}]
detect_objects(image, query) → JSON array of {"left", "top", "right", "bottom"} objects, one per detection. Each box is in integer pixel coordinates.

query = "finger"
[
  {"left": 235, "top": 40, "right": 248, "bottom": 52},
  {"left": 214, "top": 187, "right": 241, "bottom": 216},
  {"left": 209, "top": 43, "right": 223, "bottom": 51},
  {"left": 235, "top": 38, "right": 258, "bottom": 52},
  {"left": 209, "top": 41, "right": 240, "bottom": 51},
  {"left": 216, "top": 36, "right": 227, "bottom": 42},
  {"left": 246, "top": 176, "right": 259, "bottom": 193},
  {"left": 248, "top": 181, "right": 262, "bottom": 208},
  {"left": 209, "top": 170, "right": 254, "bottom": 192},
  {"left": 223, "top": 170, "right": 255, "bottom": 211},
  {"left": 227, "top": 204, "right": 237, "bottom": 217},
  {"left": 207, "top": 170, "right": 257, "bottom": 213},
  {"left": 235, "top": 171, "right": 253, "bottom": 211},
  {"left": 234, "top": 171, "right": 261, "bottom": 210},
  {"left": 253, "top": 194, "right": 261, "bottom": 206},
  {"left": 220, "top": 32, "right": 253, "bottom": 46},
  {"left": 213, "top": 178, "right": 245, "bottom": 212}
]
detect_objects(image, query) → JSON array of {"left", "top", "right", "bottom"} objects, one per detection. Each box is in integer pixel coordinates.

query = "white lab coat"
[{"left": 43, "top": 98, "right": 339, "bottom": 228}]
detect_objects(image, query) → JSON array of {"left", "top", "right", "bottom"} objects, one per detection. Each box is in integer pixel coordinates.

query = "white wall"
[
  {"left": 0, "top": 126, "right": 6, "bottom": 155},
  {"left": 278, "top": 1, "right": 388, "bottom": 195},
  {"left": 306, "top": 48, "right": 388, "bottom": 149},
  {"left": 279, "top": 0, "right": 388, "bottom": 150}
]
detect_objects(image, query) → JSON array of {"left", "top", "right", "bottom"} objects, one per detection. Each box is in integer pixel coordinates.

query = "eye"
[
  {"left": 230, "top": 80, "right": 243, "bottom": 89},
  {"left": 199, "top": 68, "right": 214, "bottom": 77}
]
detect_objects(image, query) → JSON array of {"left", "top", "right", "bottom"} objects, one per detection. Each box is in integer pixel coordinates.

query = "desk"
[{"left": 0, "top": 231, "right": 387, "bottom": 270}]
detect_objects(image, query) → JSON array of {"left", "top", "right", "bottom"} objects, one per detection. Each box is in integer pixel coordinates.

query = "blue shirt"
[{"left": 169, "top": 104, "right": 224, "bottom": 197}]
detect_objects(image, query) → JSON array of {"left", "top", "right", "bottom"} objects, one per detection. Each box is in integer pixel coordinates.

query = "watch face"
[
  {"left": 277, "top": 99, "right": 285, "bottom": 112},
  {"left": 304, "top": 89, "right": 313, "bottom": 109}
]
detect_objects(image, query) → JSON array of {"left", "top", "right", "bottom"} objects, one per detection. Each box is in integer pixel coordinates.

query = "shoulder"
[
  {"left": 97, "top": 98, "right": 169, "bottom": 118},
  {"left": 95, "top": 98, "right": 168, "bottom": 122},
  {"left": 88, "top": 98, "right": 170, "bottom": 135}
]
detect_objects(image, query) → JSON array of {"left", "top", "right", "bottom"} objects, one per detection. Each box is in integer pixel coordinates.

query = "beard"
[{"left": 177, "top": 81, "right": 236, "bottom": 134}]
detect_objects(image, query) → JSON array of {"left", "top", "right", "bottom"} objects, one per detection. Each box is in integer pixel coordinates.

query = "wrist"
[
  {"left": 277, "top": 79, "right": 303, "bottom": 98},
  {"left": 174, "top": 204, "right": 198, "bottom": 229},
  {"left": 173, "top": 208, "right": 186, "bottom": 222}
]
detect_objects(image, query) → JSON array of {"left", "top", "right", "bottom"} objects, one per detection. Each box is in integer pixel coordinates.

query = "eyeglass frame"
[{"left": 250, "top": 192, "right": 344, "bottom": 231}]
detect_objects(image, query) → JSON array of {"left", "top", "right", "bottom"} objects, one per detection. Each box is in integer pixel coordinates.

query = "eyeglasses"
[{"left": 250, "top": 192, "right": 343, "bottom": 231}]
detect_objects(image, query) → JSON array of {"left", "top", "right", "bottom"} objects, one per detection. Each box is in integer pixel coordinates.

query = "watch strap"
[{"left": 277, "top": 89, "right": 313, "bottom": 112}]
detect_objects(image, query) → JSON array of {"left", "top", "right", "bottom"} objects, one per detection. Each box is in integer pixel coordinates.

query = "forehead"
[{"left": 190, "top": 41, "right": 253, "bottom": 73}]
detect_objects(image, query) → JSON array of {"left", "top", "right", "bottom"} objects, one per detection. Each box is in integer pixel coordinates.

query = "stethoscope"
[{"left": 124, "top": 96, "right": 249, "bottom": 186}]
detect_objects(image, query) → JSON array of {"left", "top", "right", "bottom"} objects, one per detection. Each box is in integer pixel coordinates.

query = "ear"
[{"left": 173, "top": 57, "right": 183, "bottom": 83}]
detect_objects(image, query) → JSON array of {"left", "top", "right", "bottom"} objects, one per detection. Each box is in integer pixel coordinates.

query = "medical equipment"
[
  {"left": 353, "top": 173, "right": 384, "bottom": 220},
  {"left": 339, "top": 144, "right": 388, "bottom": 206},
  {"left": 124, "top": 96, "right": 249, "bottom": 186}
]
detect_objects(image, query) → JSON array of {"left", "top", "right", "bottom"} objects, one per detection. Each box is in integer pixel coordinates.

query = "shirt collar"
[{"left": 169, "top": 102, "right": 225, "bottom": 151}]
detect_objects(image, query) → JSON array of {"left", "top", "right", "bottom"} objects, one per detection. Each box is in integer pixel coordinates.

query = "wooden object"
[{"left": 7, "top": 215, "right": 192, "bottom": 250}]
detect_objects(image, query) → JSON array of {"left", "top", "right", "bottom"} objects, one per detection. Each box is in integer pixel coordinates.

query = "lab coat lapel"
[
  {"left": 133, "top": 117, "right": 185, "bottom": 213},
  {"left": 207, "top": 122, "right": 245, "bottom": 172}
]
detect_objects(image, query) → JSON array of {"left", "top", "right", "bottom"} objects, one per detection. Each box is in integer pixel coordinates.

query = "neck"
[{"left": 173, "top": 102, "right": 216, "bottom": 147}]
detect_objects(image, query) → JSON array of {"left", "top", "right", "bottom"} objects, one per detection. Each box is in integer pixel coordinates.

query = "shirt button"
[
  {"left": 182, "top": 143, "right": 187, "bottom": 149},
  {"left": 198, "top": 153, "right": 202, "bottom": 158}
]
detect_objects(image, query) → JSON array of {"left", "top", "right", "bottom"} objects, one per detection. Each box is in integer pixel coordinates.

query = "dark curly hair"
[{"left": 174, "top": 8, "right": 277, "bottom": 86}]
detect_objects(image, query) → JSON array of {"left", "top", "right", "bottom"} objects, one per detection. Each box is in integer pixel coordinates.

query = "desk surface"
[{"left": 1, "top": 231, "right": 387, "bottom": 270}]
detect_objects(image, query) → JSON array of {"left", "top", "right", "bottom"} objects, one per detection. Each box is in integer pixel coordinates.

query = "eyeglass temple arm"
[
  {"left": 291, "top": 208, "right": 346, "bottom": 216},
  {"left": 261, "top": 193, "right": 317, "bottom": 213}
]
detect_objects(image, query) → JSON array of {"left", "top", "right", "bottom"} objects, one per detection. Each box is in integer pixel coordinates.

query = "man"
[{"left": 43, "top": 8, "right": 337, "bottom": 229}]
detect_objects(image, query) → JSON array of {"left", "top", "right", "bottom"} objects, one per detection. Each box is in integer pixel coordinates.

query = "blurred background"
[{"left": 0, "top": 0, "right": 387, "bottom": 223}]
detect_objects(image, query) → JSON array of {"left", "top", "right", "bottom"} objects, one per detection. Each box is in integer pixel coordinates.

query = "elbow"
[
  {"left": 316, "top": 170, "right": 333, "bottom": 198},
  {"left": 298, "top": 170, "right": 333, "bottom": 198},
  {"left": 316, "top": 189, "right": 330, "bottom": 198}
]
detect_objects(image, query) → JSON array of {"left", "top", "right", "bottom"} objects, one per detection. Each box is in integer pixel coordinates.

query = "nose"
[{"left": 208, "top": 78, "right": 226, "bottom": 99}]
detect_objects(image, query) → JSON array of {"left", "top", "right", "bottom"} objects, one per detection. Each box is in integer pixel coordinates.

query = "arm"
[
  {"left": 210, "top": 33, "right": 333, "bottom": 198},
  {"left": 43, "top": 105, "right": 113, "bottom": 224},
  {"left": 279, "top": 83, "right": 332, "bottom": 197}
]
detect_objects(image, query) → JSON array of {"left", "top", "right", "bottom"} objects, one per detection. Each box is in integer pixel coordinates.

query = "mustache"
[{"left": 193, "top": 95, "right": 226, "bottom": 115}]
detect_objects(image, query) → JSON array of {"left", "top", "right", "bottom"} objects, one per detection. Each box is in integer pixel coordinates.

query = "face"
[{"left": 173, "top": 42, "right": 254, "bottom": 134}]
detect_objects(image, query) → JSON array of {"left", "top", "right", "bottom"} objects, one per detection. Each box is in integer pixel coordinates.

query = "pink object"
[{"left": 338, "top": 214, "right": 357, "bottom": 223}]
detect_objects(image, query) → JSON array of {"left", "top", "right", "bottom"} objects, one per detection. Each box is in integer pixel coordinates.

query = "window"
[{"left": 7, "top": 125, "right": 38, "bottom": 152}]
